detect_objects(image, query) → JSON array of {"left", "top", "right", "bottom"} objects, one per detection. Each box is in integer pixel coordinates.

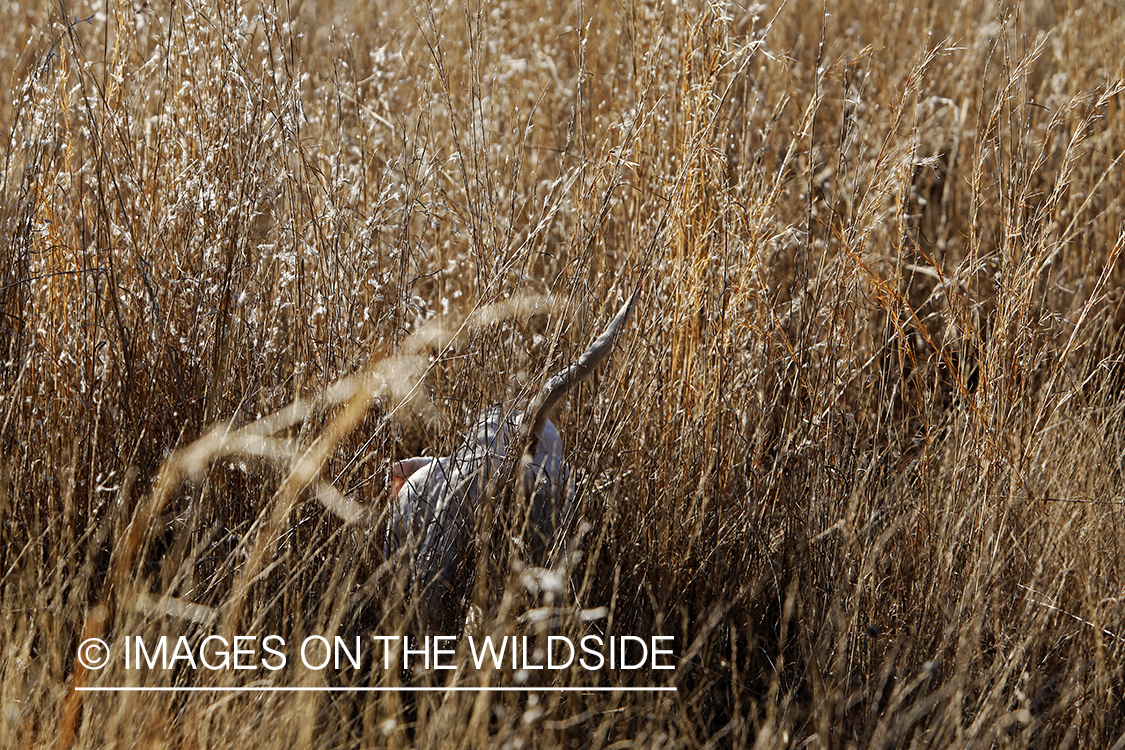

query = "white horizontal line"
[{"left": 77, "top": 686, "right": 677, "bottom": 693}]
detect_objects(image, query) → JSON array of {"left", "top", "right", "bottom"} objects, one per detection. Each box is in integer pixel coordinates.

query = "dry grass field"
[{"left": 3, "top": 0, "right": 1125, "bottom": 746}]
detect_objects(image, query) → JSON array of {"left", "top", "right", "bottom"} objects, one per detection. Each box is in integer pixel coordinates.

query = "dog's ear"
[{"left": 392, "top": 457, "right": 434, "bottom": 494}]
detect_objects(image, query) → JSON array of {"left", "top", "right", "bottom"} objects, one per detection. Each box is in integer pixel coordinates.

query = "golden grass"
[{"left": 3, "top": 0, "right": 1125, "bottom": 746}]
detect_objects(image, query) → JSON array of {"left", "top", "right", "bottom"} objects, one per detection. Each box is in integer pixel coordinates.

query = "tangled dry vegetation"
[{"left": 3, "top": 0, "right": 1125, "bottom": 746}]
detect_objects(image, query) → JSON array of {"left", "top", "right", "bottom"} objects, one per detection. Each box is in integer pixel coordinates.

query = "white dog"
[{"left": 386, "top": 288, "right": 639, "bottom": 610}]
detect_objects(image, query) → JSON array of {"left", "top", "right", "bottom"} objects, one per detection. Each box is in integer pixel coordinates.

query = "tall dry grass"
[{"left": 2, "top": 0, "right": 1125, "bottom": 746}]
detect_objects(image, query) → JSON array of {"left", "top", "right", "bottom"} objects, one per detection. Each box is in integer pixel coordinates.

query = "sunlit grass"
[{"left": 3, "top": 0, "right": 1125, "bottom": 746}]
